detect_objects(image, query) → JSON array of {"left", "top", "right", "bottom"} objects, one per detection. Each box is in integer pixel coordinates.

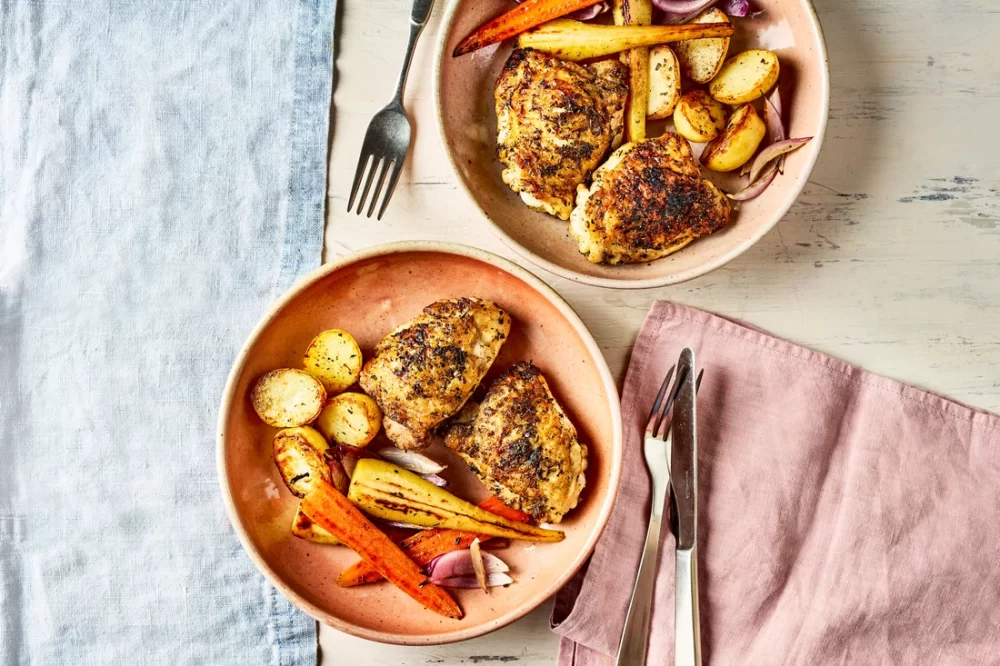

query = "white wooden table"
[{"left": 319, "top": 0, "right": 1000, "bottom": 662}]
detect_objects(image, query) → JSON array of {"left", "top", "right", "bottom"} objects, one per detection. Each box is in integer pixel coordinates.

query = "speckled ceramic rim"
[
  {"left": 217, "top": 241, "right": 624, "bottom": 645},
  {"left": 433, "top": 0, "right": 831, "bottom": 289}
]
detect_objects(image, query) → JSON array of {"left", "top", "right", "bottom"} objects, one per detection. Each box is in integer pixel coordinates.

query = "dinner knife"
[{"left": 670, "top": 348, "right": 701, "bottom": 666}]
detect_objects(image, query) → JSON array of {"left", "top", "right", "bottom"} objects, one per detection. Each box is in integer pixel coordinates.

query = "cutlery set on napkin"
[{"left": 552, "top": 302, "right": 1000, "bottom": 666}]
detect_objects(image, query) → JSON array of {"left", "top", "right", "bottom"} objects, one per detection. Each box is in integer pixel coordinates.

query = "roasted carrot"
[
  {"left": 478, "top": 496, "right": 533, "bottom": 524},
  {"left": 301, "top": 480, "right": 462, "bottom": 619},
  {"left": 338, "top": 529, "right": 487, "bottom": 587},
  {"left": 339, "top": 498, "right": 523, "bottom": 587},
  {"left": 453, "top": 0, "right": 603, "bottom": 57}
]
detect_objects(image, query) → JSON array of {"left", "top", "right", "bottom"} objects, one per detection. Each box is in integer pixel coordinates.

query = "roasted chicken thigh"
[
  {"left": 360, "top": 298, "right": 510, "bottom": 450},
  {"left": 495, "top": 48, "right": 629, "bottom": 220},
  {"left": 444, "top": 362, "right": 586, "bottom": 524},
  {"left": 570, "top": 132, "right": 731, "bottom": 264}
]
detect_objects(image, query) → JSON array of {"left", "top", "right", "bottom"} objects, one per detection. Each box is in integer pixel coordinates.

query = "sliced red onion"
[
  {"left": 569, "top": 1, "right": 608, "bottom": 20},
  {"left": 727, "top": 162, "right": 777, "bottom": 200},
  {"left": 374, "top": 447, "right": 446, "bottom": 475},
  {"left": 384, "top": 520, "right": 425, "bottom": 530},
  {"left": 764, "top": 90, "right": 784, "bottom": 145},
  {"left": 427, "top": 549, "right": 510, "bottom": 579},
  {"left": 740, "top": 162, "right": 752, "bottom": 177},
  {"left": 718, "top": 0, "right": 762, "bottom": 17},
  {"left": 656, "top": 0, "right": 717, "bottom": 23},
  {"left": 657, "top": 0, "right": 761, "bottom": 23},
  {"left": 748, "top": 137, "right": 812, "bottom": 185},
  {"left": 764, "top": 88, "right": 786, "bottom": 173},
  {"left": 419, "top": 472, "right": 449, "bottom": 487},
  {"left": 433, "top": 573, "right": 514, "bottom": 589}
]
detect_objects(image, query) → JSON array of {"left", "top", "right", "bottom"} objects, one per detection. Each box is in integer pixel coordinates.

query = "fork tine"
[
  {"left": 355, "top": 156, "right": 384, "bottom": 215},
  {"left": 366, "top": 158, "right": 393, "bottom": 218},
  {"left": 644, "top": 365, "right": 675, "bottom": 435},
  {"left": 653, "top": 367, "right": 688, "bottom": 440},
  {"left": 347, "top": 152, "right": 372, "bottom": 213},
  {"left": 376, "top": 158, "right": 404, "bottom": 220}
]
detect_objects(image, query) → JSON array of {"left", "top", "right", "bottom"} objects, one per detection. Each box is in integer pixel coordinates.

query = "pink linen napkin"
[{"left": 552, "top": 302, "right": 1000, "bottom": 666}]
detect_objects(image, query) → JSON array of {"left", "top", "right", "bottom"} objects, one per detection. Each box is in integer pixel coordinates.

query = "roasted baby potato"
[
  {"left": 673, "top": 90, "right": 728, "bottom": 142},
  {"left": 314, "top": 392, "right": 382, "bottom": 448},
  {"left": 273, "top": 426, "right": 331, "bottom": 497},
  {"left": 709, "top": 49, "right": 780, "bottom": 104},
  {"left": 700, "top": 103, "right": 766, "bottom": 172},
  {"left": 672, "top": 7, "right": 730, "bottom": 84},
  {"left": 646, "top": 46, "right": 681, "bottom": 120},
  {"left": 251, "top": 368, "right": 326, "bottom": 427},
  {"left": 302, "top": 329, "right": 362, "bottom": 394},
  {"left": 291, "top": 503, "right": 341, "bottom": 545}
]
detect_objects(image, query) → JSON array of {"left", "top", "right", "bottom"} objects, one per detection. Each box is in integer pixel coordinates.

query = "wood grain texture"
[{"left": 320, "top": 0, "right": 1000, "bottom": 662}]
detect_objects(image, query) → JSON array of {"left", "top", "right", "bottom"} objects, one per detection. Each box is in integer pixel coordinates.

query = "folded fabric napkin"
[
  {"left": 1, "top": 1, "right": 333, "bottom": 663},
  {"left": 552, "top": 302, "right": 1000, "bottom": 665}
]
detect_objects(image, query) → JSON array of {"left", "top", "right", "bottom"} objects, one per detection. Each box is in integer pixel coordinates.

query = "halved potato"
[
  {"left": 251, "top": 369, "right": 326, "bottom": 427},
  {"left": 709, "top": 49, "right": 780, "bottom": 104},
  {"left": 291, "top": 504, "right": 341, "bottom": 545},
  {"left": 314, "top": 392, "right": 382, "bottom": 448},
  {"left": 646, "top": 46, "right": 681, "bottom": 119},
  {"left": 302, "top": 329, "right": 362, "bottom": 395},
  {"left": 672, "top": 7, "right": 730, "bottom": 84},
  {"left": 273, "top": 426, "right": 331, "bottom": 497},
  {"left": 673, "top": 90, "right": 727, "bottom": 142},
  {"left": 700, "top": 103, "right": 766, "bottom": 172}
]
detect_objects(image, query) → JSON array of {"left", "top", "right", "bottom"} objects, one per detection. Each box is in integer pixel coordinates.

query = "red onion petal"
[
  {"left": 432, "top": 573, "right": 514, "bottom": 589},
  {"left": 763, "top": 90, "right": 785, "bottom": 145},
  {"left": 373, "top": 447, "right": 446, "bottom": 475},
  {"left": 427, "top": 549, "right": 510, "bottom": 579},
  {"left": 654, "top": 0, "right": 717, "bottom": 22},
  {"left": 569, "top": 1, "right": 608, "bottom": 20},
  {"left": 718, "top": 0, "right": 761, "bottom": 17},
  {"left": 748, "top": 137, "right": 811, "bottom": 184},
  {"left": 384, "top": 520, "right": 425, "bottom": 530},
  {"left": 418, "top": 472, "right": 449, "bottom": 487},
  {"left": 740, "top": 162, "right": 751, "bottom": 177},
  {"left": 727, "top": 162, "right": 778, "bottom": 200}
]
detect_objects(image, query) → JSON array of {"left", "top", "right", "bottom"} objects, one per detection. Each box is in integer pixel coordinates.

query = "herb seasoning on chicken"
[
  {"left": 444, "top": 361, "right": 587, "bottom": 524},
  {"left": 495, "top": 48, "right": 629, "bottom": 221},
  {"left": 570, "top": 132, "right": 731, "bottom": 264},
  {"left": 359, "top": 298, "right": 510, "bottom": 450}
]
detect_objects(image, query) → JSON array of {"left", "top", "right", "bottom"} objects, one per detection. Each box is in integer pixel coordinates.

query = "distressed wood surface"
[{"left": 319, "top": 0, "right": 1000, "bottom": 662}]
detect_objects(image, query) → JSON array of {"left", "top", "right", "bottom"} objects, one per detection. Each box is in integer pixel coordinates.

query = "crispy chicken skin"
[
  {"left": 359, "top": 298, "right": 511, "bottom": 450},
  {"left": 444, "top": 362, "right": 587, "bottom": 524},
  {"left": 570, "top": 132, "right": 731, "bottom": 264},
  {"left": 495, "top": 48, "right": 629, "bottom": 220}
]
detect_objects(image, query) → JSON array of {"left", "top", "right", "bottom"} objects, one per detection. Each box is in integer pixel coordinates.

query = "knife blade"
[
  {"left": 670, "top": 347, "right": 701, "bottom": 666},
  {"left": 670, "top": 348, "right": 697, "bottom": 550}
]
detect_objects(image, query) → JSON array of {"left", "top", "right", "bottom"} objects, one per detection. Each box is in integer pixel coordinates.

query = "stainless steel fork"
[
  {"left": 346, "top": 0, "right": 434, "bottom": 220},
  {"left": 617, "top": 362, "right": 704, "bottom": 666},
  {"left": 616, "top": 363, "right": 683, "bottom": 666}
]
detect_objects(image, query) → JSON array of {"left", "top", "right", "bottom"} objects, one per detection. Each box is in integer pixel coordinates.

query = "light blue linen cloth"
[{"left": 0, "top": 1, "right": 335, "bottom": 663}]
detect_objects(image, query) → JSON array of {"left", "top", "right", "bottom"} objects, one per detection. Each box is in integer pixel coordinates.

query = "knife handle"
[{"left": 674, "top": 547, "right": 702, "bottom": 666}]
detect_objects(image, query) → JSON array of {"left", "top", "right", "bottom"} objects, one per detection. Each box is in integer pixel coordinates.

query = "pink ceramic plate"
[
  {"left": 435, "top": 0, "right": 829, "bottom": 288},
  {"left": 217, "top": 242, "right": 623, "bottom": 645}
]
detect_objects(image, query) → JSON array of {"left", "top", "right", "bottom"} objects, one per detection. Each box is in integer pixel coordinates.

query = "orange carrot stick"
[
  {"left": 301, "top": 480, "right": 462, "bottom": 619},
  {"left": 478, "top": 496, "right": 533, "bottom": 524},
  {"left": 453, "top": 0, "right": 603, "bottom": 57},
  {"left": 338, "top": 529, "right": 487, "bottom": 587},
  {"left": 338, "top": 498, "right": 525, "bottom": 587}
]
